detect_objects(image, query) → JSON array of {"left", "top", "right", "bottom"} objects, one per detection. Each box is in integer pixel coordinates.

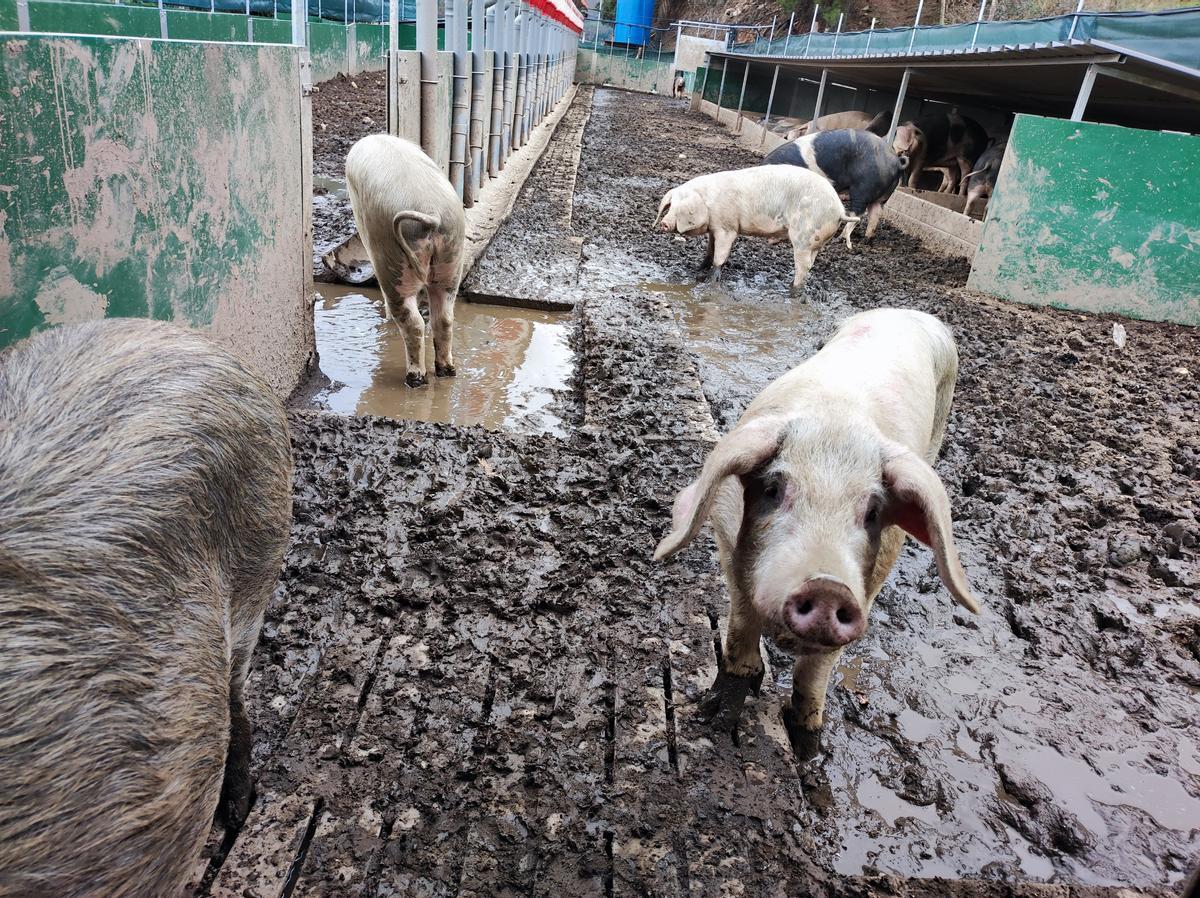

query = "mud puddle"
[
  {"left": 313, "top": 175, "right": 348, "bottom": 200},
  {"left": 309, "top": 284, "right": 575, "bottom": 436}
]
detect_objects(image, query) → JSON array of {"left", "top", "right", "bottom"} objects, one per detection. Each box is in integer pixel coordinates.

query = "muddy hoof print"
[
  {"left": 781, "top": 703, "right": 823, "bottom": 762},
  {"left": 435, "top": 363, "right": 457, "bottom": 378},
  {"left": 699, "top": 667, "right": 764, "bottom": 734},
  {"left": 405, "top": 372, "right": 427, "bottom": 388}
]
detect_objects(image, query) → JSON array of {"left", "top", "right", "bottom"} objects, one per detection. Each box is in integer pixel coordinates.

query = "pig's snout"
[{"left": 785, "top": 578, "right": 865, "bottom": 647}]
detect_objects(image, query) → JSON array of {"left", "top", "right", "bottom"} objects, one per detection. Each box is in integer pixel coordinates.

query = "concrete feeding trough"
[
  {"left": 883, "top": 188, "right": 986, "bottom": 260},
  {"left": 321, "top": 232, "right": 377, "bottom": 286}
]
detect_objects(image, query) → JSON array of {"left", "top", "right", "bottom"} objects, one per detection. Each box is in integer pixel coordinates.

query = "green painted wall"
[
  {"left": 0, "top": 33, "right": 313, "bottom": 396},
  {"left": 968, "top": 114, "right": 1200, "bottom": 326}
]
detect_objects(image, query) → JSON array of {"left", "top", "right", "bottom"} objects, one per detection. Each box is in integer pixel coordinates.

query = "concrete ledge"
[
  {"left": 461, "top": 84, "right": 580, "bottom": 277},
  {"left": 884, "top": 189, "right": 983, "bottom": 260}
]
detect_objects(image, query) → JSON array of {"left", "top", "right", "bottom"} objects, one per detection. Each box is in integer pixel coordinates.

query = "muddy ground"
[
  {"left": 310, "top": 71, "right": 385, "bottom": 279},
  {"left": 202, "top": 83, "right": 1199, "bottom": 896}
]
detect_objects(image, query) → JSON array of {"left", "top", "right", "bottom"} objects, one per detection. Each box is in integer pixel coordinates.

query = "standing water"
[{"left": 311, "top": 284, "right": 575, "bottom": 437}]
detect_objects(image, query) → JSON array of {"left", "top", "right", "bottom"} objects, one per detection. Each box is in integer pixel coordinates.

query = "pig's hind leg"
[
  {"left": 385, "top": 290, "right": 427, "bottom": 387},
  {"left": 427, "top": 284, "right": 457, "bottom": 377}
]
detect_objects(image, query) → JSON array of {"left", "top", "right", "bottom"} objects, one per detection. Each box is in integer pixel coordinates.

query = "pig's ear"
[
  {"left": 882, "top": 446, "right": 980, "bottom": 614},
  {"left": 654, "top": 193, "right": 672, "bottom": 228},
  {"left": 654, "top": 417, "right": 784, "bottom": 561}
]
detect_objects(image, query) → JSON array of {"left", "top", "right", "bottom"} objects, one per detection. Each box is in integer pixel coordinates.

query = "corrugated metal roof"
[{"left": 703, "top": 38, "right": 1200, "bottom": 133}]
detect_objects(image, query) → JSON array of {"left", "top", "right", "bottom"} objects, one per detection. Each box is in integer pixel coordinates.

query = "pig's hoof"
[
  {"left": 699, "top": 667, "right": 764, "bottom": 733},
  {"left": 405, "top": 371, "right": 427, "bottom": 388},
  {"left": 216, "top": 777, "right": 255, "bottom": 830},
  {"left": 781, "top": 704, "right": 823, "bottom": 762},
  {"left": 435, "top": 362, "right": 457, "bottom": 378}
]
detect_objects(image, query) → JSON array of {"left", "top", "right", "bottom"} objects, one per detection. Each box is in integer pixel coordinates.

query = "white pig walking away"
[
  {"left": 346, "top": 134, "right": 465, "bottom": 387},
  {"left": 654, "top": 308, "right": 979, "bottom": 746},
  {"left": 655, "top": 165, "right": 858, "bottom": 292}
]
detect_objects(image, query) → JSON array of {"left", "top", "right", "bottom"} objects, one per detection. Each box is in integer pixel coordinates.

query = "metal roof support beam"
[
  {"left": 765, "top": 64, "right": 781, "bottom": 123},
  {"left": 887, "top": 66, "right": 912, "bottom": 143},
  {"left": 813, "top": 67, "right": 830, "bottom": 121},
  {"left": 1071, "top": 61, "right": 1097, "bottom": 120},
  {"left": 716, "top": 56, "right": 728, "bottom": 117},
  {"left": 736, "top": 60, "right": 751, "bottom": 132},
  {"left": 1096, "top": 62, "right": 1200, "bottom": 103}
]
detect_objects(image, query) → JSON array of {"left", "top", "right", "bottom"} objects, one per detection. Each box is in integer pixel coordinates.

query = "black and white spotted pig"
[{"left": 762, "top": 129, "right": 908, "bottom": 240}]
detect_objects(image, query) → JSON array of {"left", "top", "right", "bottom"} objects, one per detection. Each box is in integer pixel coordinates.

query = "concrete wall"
[
  {"left": 575, "top": 47, "right": 673, "bottom": 94},
  {"left": 0, "top": 33, "right": 314, "bottom": 397},
  {"left": 673, "top": 34, "right": 721, "bottom": 91},
  {"left": 968, "top": 114, "right": 1200, "bottom": 325}
]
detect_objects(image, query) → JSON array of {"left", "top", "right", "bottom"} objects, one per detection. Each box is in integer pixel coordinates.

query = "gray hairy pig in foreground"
[
  {"left": 0, "top": 319, "right": 293, "bottom": 898},
  {"left": 655, "top": 308, "right": 979, "bottom": 751},
  {"left": 347, "top": 133, "right": 466, "bottom": 387}
]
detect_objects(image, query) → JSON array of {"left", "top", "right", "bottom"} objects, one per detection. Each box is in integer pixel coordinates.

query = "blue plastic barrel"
[{"left": 613, "top": 0, "right": 654, "bottom": 46}]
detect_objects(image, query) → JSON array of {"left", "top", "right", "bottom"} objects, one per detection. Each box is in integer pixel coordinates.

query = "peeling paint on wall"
[
  {"left": 968, "top": 114, "right": 1200, "bottom": 326},
  {"left": 0, "top": 34, "right": 314, "bottom": 397},
  {"left": 33, "top": 266, "right": 109, "bottom": 324}
]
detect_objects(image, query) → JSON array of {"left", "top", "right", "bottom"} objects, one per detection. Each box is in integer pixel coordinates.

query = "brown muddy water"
[{"left": 309, "top": 284, "right": 574, "bottom": 436}]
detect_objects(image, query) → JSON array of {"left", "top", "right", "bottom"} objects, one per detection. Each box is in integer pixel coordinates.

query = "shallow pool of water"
[{"left": 311, "top": 284, "right": 575, "bottom": 437}]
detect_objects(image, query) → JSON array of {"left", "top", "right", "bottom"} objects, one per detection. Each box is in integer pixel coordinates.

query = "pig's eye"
[
  {"left": 745, "top": 471, "right": 785, "bottom": 510},
  {"left": 863, "top": 498, "right": 883, "bottom": 529}
]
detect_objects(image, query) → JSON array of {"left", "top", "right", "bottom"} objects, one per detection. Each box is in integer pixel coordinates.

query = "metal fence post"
[
  {"left": 158, "top": 0, "right": 168, "bottom": 39},
  {"left": 866, "top": 17, "right": 876, "bottom": 53},
  {"left": 735, "top": 59, "right": 750, "bottom": 132},
  {"left": 887, "top": 66, "right": 911, "bottom": 144},
  {"left": 1071, "top": 62, "right": 1097, "bottom": 120},
  {"left": 970, "top": 0, "right": 985, "bottom": 49},
  {"left": 907, "top": 0, "right": 923, "bottom": 53},
  {"left": 292, "top": 0, "right": 306, "bottom": 46},
  {"left": 764, "top": 64, "right": 780, "bottom": 123},
  {"left": 715, "top": 55, "right": 727, "bottom": 118},
  {"left": 812, "top": 67, "right": 828, "bottom": 120},
  {"left": 1067, "top": 0, "right": 1086, "bottom": 42},
  {"left": 783, "top": 11, "right": 794, "bottom": 55},
  {"left": 804, "top": 4, "right": 818, "bottom": 58},
  {"left": 246, "top": 0, "right": 253, "bottom": 42},
  {"left": 831, "top": 12, "right": 842, "bottom": 56},
  {"left": 16, "top": 0, "right": 29, "bottom": 31}
]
